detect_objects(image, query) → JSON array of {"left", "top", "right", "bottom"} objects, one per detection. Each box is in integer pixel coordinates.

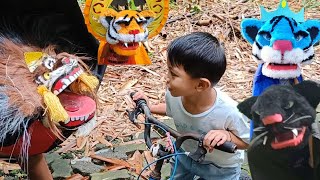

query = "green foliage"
[
  {"left": 190, "top": 5, "right": 201, "bottom": 14},
  {"left": 169, "top": 0, "right": 178, "bottom": 9},
  {"left": 129, "top": 0, "right": 138, "bottom": 10}
]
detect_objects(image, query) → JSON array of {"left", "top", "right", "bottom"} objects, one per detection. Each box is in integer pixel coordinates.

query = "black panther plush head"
[
  {"left": 238, "top": 80, "right": 320, "bottom": 150},
  {"left": 238, "top": 80, "right": 320, "bottom": 180}
]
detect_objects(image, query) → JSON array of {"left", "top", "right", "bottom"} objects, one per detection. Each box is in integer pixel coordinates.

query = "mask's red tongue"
[{"left": 58, "top": 92, "right": 96, "bottom": 129}]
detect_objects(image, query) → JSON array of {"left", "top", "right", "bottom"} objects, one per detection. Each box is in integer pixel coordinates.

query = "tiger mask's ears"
[
  {"left": 302, "top": 20, "right": 320, "bottom": 45},
  {"left": 241, "top": 18, "right": 264, "bottom": 44}
]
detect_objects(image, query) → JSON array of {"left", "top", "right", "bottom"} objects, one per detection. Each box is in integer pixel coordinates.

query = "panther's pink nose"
[
  {"left": 262, "top": 114, "right": 283, "bottom": 125},
  {"left": 273, "top": 40, "right": 293, "bottom": 55}
]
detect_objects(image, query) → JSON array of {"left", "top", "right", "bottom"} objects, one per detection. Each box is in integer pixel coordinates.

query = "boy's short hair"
[{"left": 167, "top": 32, "right": 226, "bottom": 86}]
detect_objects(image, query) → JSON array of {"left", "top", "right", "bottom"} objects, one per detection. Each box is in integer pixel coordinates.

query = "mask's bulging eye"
[
  {"left": 284, "top": 101, "right": 294, "bottom": 109},
  {"left": 43, "top": 72, "right": 51, "bottom": 80}
]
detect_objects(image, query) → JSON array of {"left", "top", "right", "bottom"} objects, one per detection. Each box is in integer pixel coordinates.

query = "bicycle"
[{"left": 127, "top": 93, "right": 237, "bottom": 180}]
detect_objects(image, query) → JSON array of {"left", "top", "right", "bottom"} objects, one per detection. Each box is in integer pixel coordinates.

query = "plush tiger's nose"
[
  {"left": 129, "top": 29, "right": 140, "bottom": 35},
  {"left": 273, "top": 40, "right": 293, "bottom": 55},
  {"left": 262, "top": 114, "right": 283, "bottom": 125}
]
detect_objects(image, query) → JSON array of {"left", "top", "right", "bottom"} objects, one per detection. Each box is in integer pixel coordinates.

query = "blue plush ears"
[
  {"left": 302, "top": 20, "right": 320, "bottom": 45},
  {"left": 241, "top": 19, "right": 264, "bottom": 44}
]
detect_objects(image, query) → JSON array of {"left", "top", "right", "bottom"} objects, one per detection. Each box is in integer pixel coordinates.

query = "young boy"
[{"left": 133, "top": 32, "right": 250, "bottom": 180}]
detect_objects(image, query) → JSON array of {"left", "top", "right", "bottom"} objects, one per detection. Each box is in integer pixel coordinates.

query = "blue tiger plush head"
[{"left": 241, "top": 0, "right": 320, "bottom": 79}]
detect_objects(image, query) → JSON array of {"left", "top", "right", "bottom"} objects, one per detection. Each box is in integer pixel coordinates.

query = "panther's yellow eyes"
[{"left": 43, "top": 72, "right": 50, "bottom": 80}]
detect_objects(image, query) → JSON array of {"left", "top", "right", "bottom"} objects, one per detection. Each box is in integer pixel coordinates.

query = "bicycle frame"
[{"left": 127, "top": 95, "right": 237, "bottom": 180}]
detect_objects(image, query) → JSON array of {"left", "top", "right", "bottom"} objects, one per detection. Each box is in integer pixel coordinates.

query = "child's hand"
[
  {"left": 203, "top": 130, "right": 231, "bottom": 153},
  {"left": 131, "top": 90, "right": 150, "bottom": 107}
]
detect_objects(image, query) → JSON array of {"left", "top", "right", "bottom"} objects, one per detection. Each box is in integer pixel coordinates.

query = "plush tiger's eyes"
[
  {"left": 294, "top": 31, "right": 308, "bottom": 42},
  {"left": 259, "top": 31, "right": 272, "bottom": 41}
]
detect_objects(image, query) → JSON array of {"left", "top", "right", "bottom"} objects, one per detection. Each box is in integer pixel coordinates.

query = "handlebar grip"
[
  {"left": 130, "top": 92, "right": 148, "bottom": 108},
  {"left": 215, "top": 141, "right": 237, "bottom": 153}
]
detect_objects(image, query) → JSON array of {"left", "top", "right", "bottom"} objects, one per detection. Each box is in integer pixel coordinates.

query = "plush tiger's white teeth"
[
  {"left": 124, "top": 43, "right": 128, "bottom": 48},
  {"left": 263, "top": 136, "right": 268, "bottom": 145},
  {"left": 292, "top": 129, "right": 298, "bottom": 137}
]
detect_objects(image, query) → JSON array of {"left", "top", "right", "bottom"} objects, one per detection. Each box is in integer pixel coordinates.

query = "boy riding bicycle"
[{"left": 133, "top": 32, "right": 250, "bottom": 180}]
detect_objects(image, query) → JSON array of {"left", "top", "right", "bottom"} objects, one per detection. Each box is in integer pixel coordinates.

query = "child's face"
[{"left": 166, "top": 60, "right": 199, "bottom": 97}]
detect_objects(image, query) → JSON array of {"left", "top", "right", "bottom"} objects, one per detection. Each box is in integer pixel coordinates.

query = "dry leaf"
[
  {"left": 105, "top": 164, "right": 127, "bottom": 171},
  {"left": 0, "top": 161, "right": 20, "bottom": 174},
  {"left": 96, "top": 136, "right": 113, "bottom": 147},
  {"left": 127, "top": 150, "right": 143, "bottom": 174},
  {"left": 90, "top": 155, "right": 131, "bottom": 168},
  {"left": 119, "top": 79, "right": 138, "bottom": 92},
  {"left": 65, "top": 174, "right": 89, "bottom": 180}
]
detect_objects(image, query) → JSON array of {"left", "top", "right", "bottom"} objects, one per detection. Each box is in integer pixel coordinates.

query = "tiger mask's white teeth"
[{"left": 124, "top": 43, "right": 128, "bottom": 48}]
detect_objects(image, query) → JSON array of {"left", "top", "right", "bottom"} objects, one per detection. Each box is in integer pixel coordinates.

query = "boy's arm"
[
  {"left": 229, "top": 131, "right": 249, "bottom": 149},
  {"left": 150, "top": 103, "right": 166, "bottom": 116}
]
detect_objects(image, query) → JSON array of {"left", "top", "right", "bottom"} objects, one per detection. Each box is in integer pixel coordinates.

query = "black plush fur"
[{"left": 238, "top": 80, "right": 320, "bottom": 180}]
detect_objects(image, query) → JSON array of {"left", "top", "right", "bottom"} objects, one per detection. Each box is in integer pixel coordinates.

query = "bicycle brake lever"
[
  {"left": 189, "top": 146, "right": 207, "bottom": 163},
  {"left": 126, "top": 108, "right": 142, "bottom": 128},
  {"left": 189, "top": 134, "right": 207, "bottom": 163}
]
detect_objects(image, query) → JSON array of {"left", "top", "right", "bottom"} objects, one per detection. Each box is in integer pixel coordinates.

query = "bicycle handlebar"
[{"left": 127, "top": 93, "right": 237, "bottom": 159}]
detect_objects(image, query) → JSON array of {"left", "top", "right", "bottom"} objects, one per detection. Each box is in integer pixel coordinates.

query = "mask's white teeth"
[
  {"left": 65, "top": 118, "right": 71, "bottom": 124},
  {"left": 263, "top": 136, "right": 268, "bottom": 145},
  {"left": 62, "top": 78, "right": 71, "bottom": 86},
  {"left": 124, "top": 42, "right": 128, "bottom": 48},
  {"left": 275, "top": 137, "right": 278, "bottom": 143},
  {"left": 69, "top": 75, "right": 75, "bottom": 82},
  {"left": 84, "top": 114, "right": 89, "bottom": 121},
  {"left": 292, "top": 128, "right": 298, "bottom": 137}
]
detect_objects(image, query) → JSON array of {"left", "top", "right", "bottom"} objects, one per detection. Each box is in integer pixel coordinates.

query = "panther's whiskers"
[
  {"left": 263, "top": 136, "right": 268, "bottom": 145},
  {"left": 251, "top": 131, "right": 269, "bottom": 145},
  {"left": 254, "top": 127, "right": 266, "bottom": 132},
  {"left": 288, "top": 115, "right": 313, "bottom": 124},
  {"left": 283, "top": 112, "right": 295, "bottom": 123},
  {"left": 283, "top": 126, "right": 303, "bottom": 131}
]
